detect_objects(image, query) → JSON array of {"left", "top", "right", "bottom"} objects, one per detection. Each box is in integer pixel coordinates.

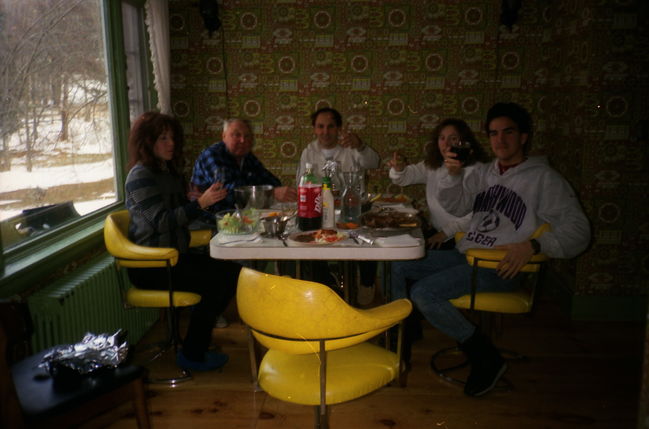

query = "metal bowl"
[
  {"left": 234, "top": 185, "right": 274, "bottom": 209},
  {"left": 260, "top": 215, "right": 288, "bottom": 237}
]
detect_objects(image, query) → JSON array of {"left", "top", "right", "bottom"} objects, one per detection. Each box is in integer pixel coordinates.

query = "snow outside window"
[{"left": 0, "top": 0, "right": 148, "bottom": 251}]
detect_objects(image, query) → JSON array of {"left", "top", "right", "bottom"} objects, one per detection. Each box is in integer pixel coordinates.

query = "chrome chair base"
[
  {"left": 430, "top": 345, "right": 517, "bottom": 390},
  {"left": 137, "top": 341, "right": 192, "bottom": 385}
]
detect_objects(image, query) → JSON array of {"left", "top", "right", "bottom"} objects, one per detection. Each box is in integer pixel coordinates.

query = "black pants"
[
  {"left": 128, "top": 253, "right": 241, "bottom": 361},
  {"left": 359, "top": 260, "right": 377, "bottom": 287}
]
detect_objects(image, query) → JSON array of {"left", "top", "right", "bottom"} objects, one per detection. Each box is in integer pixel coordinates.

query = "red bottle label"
[{"left": 298, "top": 184, "right": 322, "bottom": 218}]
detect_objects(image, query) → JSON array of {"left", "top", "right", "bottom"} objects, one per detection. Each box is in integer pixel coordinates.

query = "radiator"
[{"left": 27, "top": 254, "right": 159, "bottom": 352}]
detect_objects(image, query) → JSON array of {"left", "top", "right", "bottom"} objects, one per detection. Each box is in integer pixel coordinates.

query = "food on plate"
[
  {"left": 291, "top": 229, "right": 346, "bottom": 244},
  {"left": 361, "top": 208, "right": 420, "bottom": 229},
  {"left": 336, "top": 221, "right": 360, "bottom": 230},
  {"left": 376, "top": 193, "right": 410, "bottom": 203},
  {"left": 262, "top": 211, "right": 280, "bottom": 219}
]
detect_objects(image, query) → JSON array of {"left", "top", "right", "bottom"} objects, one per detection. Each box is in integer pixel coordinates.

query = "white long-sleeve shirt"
[
  {"left": 437, "top": 156, "right": 591, "bottom": 258},
  {"left": 296, "top": 140, "right": 380, "bottom": 192},
  {"left": 389, "top": 161, "right": 473, "bottom": 239}
]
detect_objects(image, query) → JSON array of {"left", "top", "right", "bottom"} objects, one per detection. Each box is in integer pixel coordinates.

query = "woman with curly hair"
[
  {"left": 388, "top": 118, "right": 490, "bottom": 250},
  {"left": 386, "top": 118, "right": 490, "bottom": 365},
  {"left": 125, "top": 111, "right": 241, "bottom": 372}
]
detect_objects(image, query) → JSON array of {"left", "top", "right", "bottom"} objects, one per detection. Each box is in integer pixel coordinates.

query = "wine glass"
[
  {"left": 213, "top": 167, "right": 223, "bottom": 190},
  {"left": 450, "top": 140, "right": 472, "bottom": 164}
]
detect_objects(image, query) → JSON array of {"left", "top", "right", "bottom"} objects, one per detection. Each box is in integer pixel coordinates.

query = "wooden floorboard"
[{"left": 85, "top": 294, "right": 644, "bottom": 429}]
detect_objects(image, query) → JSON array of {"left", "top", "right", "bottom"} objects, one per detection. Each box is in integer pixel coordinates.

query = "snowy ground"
[
  {"left": 0, "top": 113, "right": 117, "bottom": 221},
  {"left": 0, "top": 161, "right": 116, "bottom": 220}
]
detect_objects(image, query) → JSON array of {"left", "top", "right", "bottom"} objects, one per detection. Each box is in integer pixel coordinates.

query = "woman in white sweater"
[
  {"left": 388, "top": 118, "right": 490, "bottom": 250},
  {"left": 387, "top": 118, "right": 489, "bottom": 373}
]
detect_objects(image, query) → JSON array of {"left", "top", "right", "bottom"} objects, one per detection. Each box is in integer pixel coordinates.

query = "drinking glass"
[
  {"left": 450, "top": 141, "right": 472, "bottom": 164},
  {"left": 213, "top": 167, "right": 223, "bottom": 190}
]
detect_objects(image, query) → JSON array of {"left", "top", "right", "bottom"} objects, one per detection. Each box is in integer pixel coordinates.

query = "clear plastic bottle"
[
  {"left": 297, "top": 162, "right": 322, "bottom": 231},
  {"left": 321, "top": 176, "right": 335, "bottom": 229},
  {"left": 341, "top": 171, "right": 361, "bottom": 226}
]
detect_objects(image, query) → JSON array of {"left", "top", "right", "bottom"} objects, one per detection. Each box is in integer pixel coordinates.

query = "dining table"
[{"left": 209, "top": 211, "right": 426, "bottom": 305}]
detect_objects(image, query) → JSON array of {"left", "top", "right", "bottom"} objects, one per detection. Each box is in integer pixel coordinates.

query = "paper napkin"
[
  {"left": 374, "top": 234, "right": 420, "bottom": 247},
  {"left": 215, "top": 232, "right": 262, "bottom": 246}
]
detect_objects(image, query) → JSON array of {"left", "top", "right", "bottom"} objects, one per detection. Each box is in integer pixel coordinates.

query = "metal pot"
[{"left": 234, "top": 185, "right": 274, "bottom": 209}]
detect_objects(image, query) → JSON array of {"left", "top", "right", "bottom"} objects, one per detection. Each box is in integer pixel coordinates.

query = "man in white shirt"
[
  {"left": 296, "top": 107, "right": 380, "bottom": 195},
  {"left": 296, "top": 108, "right": 381, "bottom": 304}
]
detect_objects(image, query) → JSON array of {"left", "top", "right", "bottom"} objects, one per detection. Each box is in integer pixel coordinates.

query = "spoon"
[{"left": 234, "top": 203, "right": 244, "bottom": 220}]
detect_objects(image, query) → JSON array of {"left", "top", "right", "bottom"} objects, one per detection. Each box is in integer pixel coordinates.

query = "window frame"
[{"left": 0, "top": 0, "right": 151, "bottom": 297}]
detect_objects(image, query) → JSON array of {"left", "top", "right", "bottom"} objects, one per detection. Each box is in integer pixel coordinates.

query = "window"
[{"left": 0, "top": 0, "right": 150, "bottom": 287}]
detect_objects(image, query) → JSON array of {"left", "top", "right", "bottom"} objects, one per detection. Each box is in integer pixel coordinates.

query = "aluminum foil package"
[{"left": 40, "top": 330, "right": 129, "bottom": 375}]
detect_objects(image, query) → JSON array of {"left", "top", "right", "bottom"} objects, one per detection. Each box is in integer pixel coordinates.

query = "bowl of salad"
[{"left": 216, "top": 209, "right": 260, "bottom": 235}]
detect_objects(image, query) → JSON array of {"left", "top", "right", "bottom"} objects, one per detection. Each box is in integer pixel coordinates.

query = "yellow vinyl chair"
[
  {"left": 104, "top": 210, "right": 212, "bottom": 385},
  {"left": 237, "top": 268, "right": 412, "bottom": 429},
  {"left": 430, "top": 224, "right": 550, "bottom": 387}
]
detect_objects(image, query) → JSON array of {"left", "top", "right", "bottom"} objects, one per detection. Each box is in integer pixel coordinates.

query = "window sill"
[{"left": 0, "top": 207, "right": 119, "bottom": 298}]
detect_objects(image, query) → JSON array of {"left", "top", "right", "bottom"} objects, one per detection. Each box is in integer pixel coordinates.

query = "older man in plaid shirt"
[{"left": 190, "top": 118, "right": 297, "bottom": 217}]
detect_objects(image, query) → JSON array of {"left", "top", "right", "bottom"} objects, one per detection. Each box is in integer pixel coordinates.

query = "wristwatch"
[{"left": 530, "top": 239, "right": 541, "bottom": 255}]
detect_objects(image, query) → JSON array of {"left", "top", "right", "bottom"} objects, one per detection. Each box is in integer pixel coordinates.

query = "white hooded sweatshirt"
[{"left": 437, "top": 156, "right": 590, "bottom": 258}]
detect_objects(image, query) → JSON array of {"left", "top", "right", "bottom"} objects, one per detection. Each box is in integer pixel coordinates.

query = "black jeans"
[
  {"left": 128, "top": 253, "right": 241, "bottom": 361},
  {"left": 359, "top": 260, "right": 377, "bottom": 287}
]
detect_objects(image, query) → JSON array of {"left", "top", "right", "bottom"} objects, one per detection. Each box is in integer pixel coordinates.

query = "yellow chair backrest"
[
  {"left": 237, "top": 268, "right": 412, "bottom": 354},
  {"left": 104, "top": 210, "right": 178, "bottom": 268},
  {"left": 189, "top": 229, "right": 212, "bottom": 247}
]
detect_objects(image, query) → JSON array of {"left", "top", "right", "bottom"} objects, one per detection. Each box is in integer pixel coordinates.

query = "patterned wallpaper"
[
  {"left": 168, "top": 0, "right": 648, "bottom": 300},
  {"left": 166, "top": 1, "right": 647, "bottom": 424}
]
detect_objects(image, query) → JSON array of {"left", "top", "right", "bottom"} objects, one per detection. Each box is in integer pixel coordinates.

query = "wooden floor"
[{"left": 86, "top": 292, "right": 644, "bottom": 429}]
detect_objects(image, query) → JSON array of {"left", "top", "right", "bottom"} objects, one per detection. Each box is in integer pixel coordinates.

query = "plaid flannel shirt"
[{"left": 190, "top": 141, "right": 282, "bottom": 214}]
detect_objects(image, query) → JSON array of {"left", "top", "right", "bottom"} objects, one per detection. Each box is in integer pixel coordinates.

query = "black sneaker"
[{"left": 464, "top": 359, "right": 507, "bottom": 397}]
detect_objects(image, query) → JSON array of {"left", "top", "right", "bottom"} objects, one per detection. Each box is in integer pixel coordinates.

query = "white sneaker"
[
  {"left": 215, "top": 315, "right": 228, "bottom": 329},
  {"left": 357, "top": 284, "right": 375, "bottom": 306}
]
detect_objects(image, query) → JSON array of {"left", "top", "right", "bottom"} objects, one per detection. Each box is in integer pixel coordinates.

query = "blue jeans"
[{"left": 391, "top": 249, "right": 521, "bottom": 343}]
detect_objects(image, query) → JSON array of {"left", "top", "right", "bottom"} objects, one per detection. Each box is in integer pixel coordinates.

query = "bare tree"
[{"left": 0, "top": 0, "right": 107, "bottom": 172}]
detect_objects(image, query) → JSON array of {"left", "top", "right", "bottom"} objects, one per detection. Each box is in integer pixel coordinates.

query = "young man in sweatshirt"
[{"left": 391, "top": 102, "right": 590, "bottom": 397}]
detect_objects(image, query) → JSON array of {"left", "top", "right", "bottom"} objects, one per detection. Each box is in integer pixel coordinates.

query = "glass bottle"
[
  {"left": 341, "top": 171, "right": 361, "bottom": 226},
  {"left": 297, "top": 162, "right": 322, "bottom": 231},
  {"left": 321, "top": 176, "right": 335, "bottom": 229}
]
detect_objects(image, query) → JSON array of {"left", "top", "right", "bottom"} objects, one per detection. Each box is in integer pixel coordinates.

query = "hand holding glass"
[
  {"left": 213, "top": 167, "right": 223, "bottom": 190},
  {"left": 449, "top": 141, "right": 471, "bottom": 164}
]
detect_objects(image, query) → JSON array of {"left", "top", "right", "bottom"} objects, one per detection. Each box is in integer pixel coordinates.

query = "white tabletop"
[{"left": 209, "top": 229, "right": 425, "bottom": 261}]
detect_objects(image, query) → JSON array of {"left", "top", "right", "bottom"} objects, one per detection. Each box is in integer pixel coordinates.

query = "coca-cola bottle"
[{"left": 298, "top": 163, "right": 322, "bottom": 231}]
